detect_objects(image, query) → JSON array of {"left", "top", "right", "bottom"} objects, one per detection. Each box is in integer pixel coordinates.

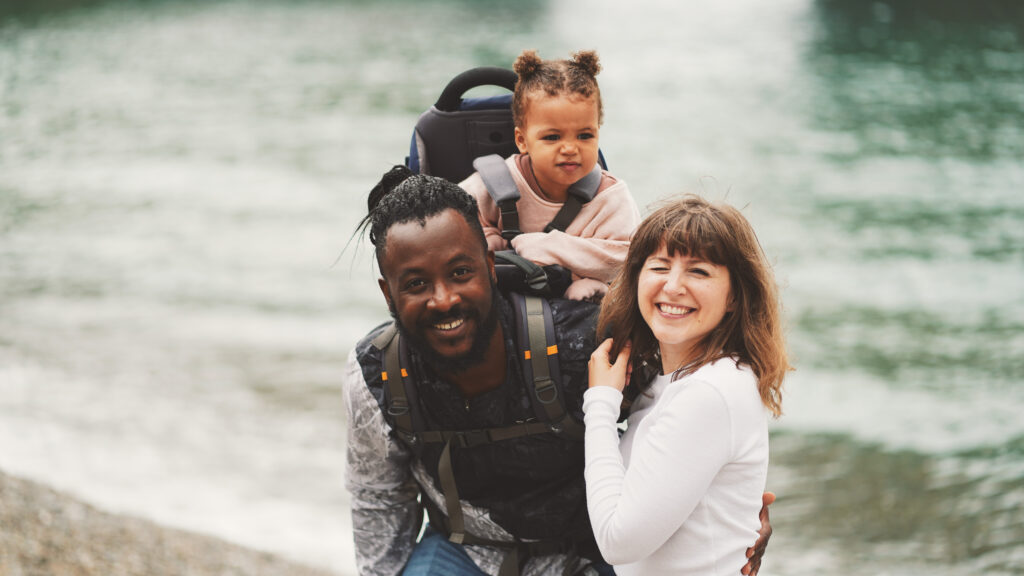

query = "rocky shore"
[{"left": 0, "top": 470, "right": 338, "bottom": 576}]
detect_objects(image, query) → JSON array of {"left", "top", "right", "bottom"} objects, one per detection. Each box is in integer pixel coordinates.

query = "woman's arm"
[{"left": 584, "top": 379, "right": 733, "bottom": 565}]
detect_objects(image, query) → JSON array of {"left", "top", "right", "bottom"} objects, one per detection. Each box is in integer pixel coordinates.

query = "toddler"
[{"left": 460, "top": 49, "right": 640, "bottom": 301}]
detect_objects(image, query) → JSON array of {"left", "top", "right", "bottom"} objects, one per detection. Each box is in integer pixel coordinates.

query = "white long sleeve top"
[{"left": 583, "top": 358, "right": 769, "bottom": 575}]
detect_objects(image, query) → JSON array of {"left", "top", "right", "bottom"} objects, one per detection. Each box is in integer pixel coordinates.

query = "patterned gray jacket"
[{"left": 342, "top": 296, "right": 602, "bottom": 576}]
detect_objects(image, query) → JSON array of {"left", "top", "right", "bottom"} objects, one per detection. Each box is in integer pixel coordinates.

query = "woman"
[{"left": 584, "top": 195, "right": 788, "bottom": 575}]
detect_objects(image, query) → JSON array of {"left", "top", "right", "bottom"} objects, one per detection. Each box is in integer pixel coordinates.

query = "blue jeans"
[
  {"left": 402, "top": 526, "right": 616, "bottom": 576},
  {"left": 402, "top": 527, "right": 486, "bottom": 576}
]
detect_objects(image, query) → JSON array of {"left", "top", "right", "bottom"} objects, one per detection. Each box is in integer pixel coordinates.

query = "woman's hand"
[{"left": 588, "top": 338, "right": 632, "bottom": 391}]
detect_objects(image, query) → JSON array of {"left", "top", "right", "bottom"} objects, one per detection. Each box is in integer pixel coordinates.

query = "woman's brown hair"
[
  {"left": 598, "top": 195, "right": 788, "bottom": 416},
  {"left": 512, "top": 49, "right": 603, "bottom": 128}
]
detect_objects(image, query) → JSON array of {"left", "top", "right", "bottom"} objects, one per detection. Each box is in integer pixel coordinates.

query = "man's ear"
[
  {"left": 486, "top": 249, "right": 497, "bottom": 285},
  {"left": 378, "top": 277, "right": 394, "bottom": 312},
  {"left": 514, "top": 126, "right": 527, "bottom": 154}
]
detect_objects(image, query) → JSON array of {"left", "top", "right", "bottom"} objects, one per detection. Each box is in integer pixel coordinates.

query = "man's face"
[{"left": 377, "top": 209, "right": 499, "bottom": 372}]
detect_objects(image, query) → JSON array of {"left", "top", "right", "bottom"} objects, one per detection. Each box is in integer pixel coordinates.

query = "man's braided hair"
[{"left": 360, "top": 165, "right": 487, "bottom": 264}]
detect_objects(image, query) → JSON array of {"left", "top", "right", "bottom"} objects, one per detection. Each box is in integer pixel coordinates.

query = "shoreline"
[{"left": 0, "top": 469, "right": 339, "bottom": 576}]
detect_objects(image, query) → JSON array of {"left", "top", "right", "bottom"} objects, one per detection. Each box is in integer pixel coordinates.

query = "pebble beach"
[{"left": 0, "top": 470, "right": 337, "bottom": 576}]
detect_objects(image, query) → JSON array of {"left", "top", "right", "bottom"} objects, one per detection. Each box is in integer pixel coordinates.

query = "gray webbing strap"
[
  {"left": 522, "top": 295, "right": 584, "bottom": 440},
  {"left": 567, "top": 162, "right": 603, "bottom": 202},
  {"left": 494, "top": 250, "right": 550, "bottom": 295},
  {"left": 525, "top": 296, "right": 561, "bottom": 423},
  {"left": 418, "top": 421, "right": 553, "bottom": 447},
  {"left": 438, "top": 438, "right": 465, "bottom": 545},
  {"left": 473, "top": 154, "right": 522, "bottom": 240},
  {"left": 543, "top": 163, "right": 602, "bottom": 233}
]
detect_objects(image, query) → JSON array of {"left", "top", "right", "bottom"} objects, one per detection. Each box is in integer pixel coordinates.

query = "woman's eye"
[{"left": 690, "top": 268, "right": 710, "bottom": 277}]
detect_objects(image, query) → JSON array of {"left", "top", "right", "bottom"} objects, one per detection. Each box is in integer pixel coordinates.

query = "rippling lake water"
[{"left": 2, "top": 0, "right": 1022, "bottom": 574}]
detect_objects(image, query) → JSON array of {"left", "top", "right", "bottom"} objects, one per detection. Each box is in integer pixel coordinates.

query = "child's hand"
[
  {"left": 588, "top": 338, "right": 631, "bottom": 391},
  {"left": 565, "top": 278, "right": 608, "bottom": 302}
]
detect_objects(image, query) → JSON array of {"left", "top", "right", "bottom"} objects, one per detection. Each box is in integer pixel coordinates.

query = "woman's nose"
[{"left": 663, "top": 270, "right": 687, "bottom": 295}]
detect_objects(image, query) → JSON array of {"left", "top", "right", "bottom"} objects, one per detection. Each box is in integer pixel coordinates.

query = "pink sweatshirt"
[{"left": 460, "top": 155, "right": 640, "bottom": 298}]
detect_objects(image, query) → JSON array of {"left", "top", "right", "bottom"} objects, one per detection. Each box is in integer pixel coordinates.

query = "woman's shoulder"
[{"left": 681, "top": 358, "right": 760, "bottom": 407}]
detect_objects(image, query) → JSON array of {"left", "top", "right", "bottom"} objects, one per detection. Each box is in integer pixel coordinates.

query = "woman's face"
[{"left": 637, "top": 244, "right": 733, "bottom": 373}]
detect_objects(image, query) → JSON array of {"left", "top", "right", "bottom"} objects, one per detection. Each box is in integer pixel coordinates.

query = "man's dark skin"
[{"left": 375, "top": 207, "right": 773, "bottom": 575}]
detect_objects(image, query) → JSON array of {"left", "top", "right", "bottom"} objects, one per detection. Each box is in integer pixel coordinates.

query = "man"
[{"left": 342, "top": 168, "right": 770, "bottom": 576}]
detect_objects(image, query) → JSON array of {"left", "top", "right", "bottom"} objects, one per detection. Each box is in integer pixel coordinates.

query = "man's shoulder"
[
  {"left": 352, "top": 320, "right": 395, "bottom": 394},
  {"left": 547, "top": 298, "right": 600, "bottom": 357}
]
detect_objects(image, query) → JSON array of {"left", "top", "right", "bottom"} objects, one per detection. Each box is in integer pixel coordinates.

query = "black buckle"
[
  {"left": 500, "top": 228, "right": 521, "bottom": 241},
  {"left": 387, "top": 398, "right": 409, "bottom": 416}
]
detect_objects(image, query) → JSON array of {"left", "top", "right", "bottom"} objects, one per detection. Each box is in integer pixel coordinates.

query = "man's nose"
[{"left": 428, "top": 282, "right": 460, "bottom": 311}]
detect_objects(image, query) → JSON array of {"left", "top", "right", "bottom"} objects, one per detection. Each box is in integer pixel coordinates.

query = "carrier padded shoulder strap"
[
  {"left": 510, "top": 293, "right": 584, "bottom": 440},
  {"left": 374, "top": 324, "right": 421, "bottom": 448},
  {"left": 473, "top": 154, "right": 521, "bottom": 241},
  {"left": 543, "top": 163, "right": 603, "bottom": 234},
  {"left": 475, "top": 154, "right": 604, "bottom": 238}
]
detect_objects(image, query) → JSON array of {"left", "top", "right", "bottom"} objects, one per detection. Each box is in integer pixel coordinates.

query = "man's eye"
[
  {"left": 404, "top": 279, "right": 426, "bottom": 290},
  {"left": 453, "top": 267, "right": 472, "bottom": 278}
]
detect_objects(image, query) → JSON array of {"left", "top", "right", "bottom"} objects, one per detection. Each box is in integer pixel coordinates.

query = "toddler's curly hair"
[{"left": 512, "top": 49, "right": 603, "bottom": 128}]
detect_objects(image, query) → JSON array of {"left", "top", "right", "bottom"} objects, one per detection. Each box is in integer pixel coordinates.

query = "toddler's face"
[{"left": 514, "top": 93, "right": 600, "bottom": 202}]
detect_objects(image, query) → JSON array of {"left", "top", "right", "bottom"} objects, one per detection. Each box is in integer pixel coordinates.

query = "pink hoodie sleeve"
[{"left": 511, "top": 180, "right": 641, "bottom": 283}]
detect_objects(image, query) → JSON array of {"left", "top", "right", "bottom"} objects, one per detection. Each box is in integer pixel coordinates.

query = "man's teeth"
[
  {"left": 435, "top": 318, "right": 464, "bottom": 330},
  {"left": 660, "top": 304, "right": 692, "bottom": 315}
]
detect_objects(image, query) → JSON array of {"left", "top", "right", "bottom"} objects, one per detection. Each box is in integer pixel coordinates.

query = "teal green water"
[{"left": 1, "top": 0, "right": 1022, "bottom": 574}]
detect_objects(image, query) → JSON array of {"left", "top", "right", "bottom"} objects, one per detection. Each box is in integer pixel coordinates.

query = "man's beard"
[{"left": 391, "top": 281, "right": 501, "bottom": 375}]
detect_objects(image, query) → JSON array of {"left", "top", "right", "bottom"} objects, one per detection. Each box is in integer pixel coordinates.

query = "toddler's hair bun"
[
  {"left": 368, "top": 165, "right": 415, "bottom": 212},
  {"left": 513, "top": 50, "right": 544, "bottom": 79},
  {"left": 571, "top": 50, "right": 601, "bottom": 77}
]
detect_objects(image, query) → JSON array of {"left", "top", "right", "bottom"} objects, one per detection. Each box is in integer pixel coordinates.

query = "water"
[{"left": 2, "top": 0, "right": 1022, "bottom": 574}]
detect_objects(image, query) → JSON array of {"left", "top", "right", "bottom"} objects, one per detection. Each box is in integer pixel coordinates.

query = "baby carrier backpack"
[
  {"left": 405, "top": 66, "right": 609, "bottom": 244},
  {"left": 374, "top": 67, "right": 610, "bottom": 573}
]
